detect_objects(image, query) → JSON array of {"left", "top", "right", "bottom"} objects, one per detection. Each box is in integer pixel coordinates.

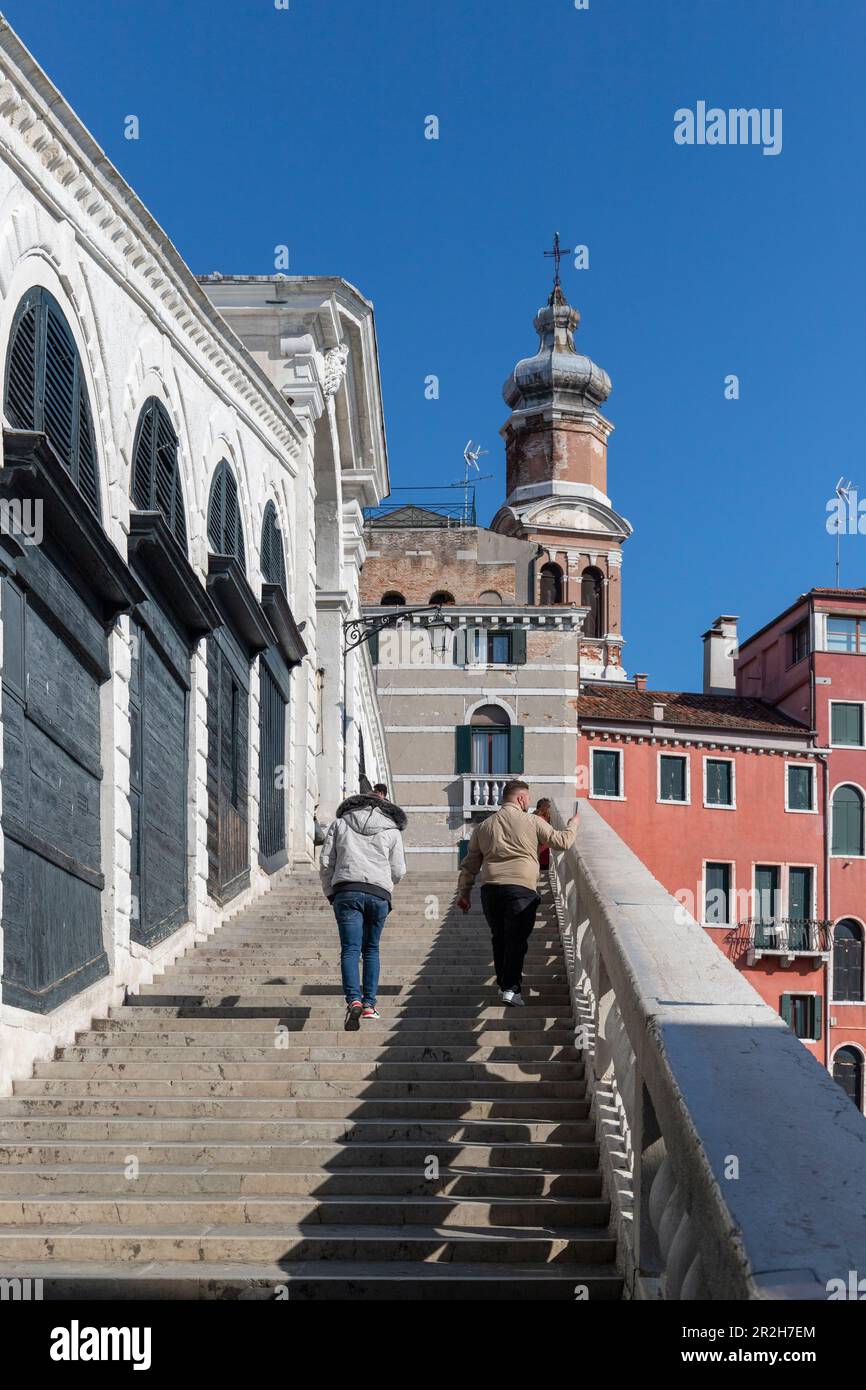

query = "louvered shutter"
[
  {"left": 511, "top": 627, "right": 527, "bottom": 665},
  {"left": 6, "top": 296, "right": 37, "bottom": 428},
  {"left": 76, "top": 391, "right": 100, "bottom": 515},
  {"left": 779, "top": 994, "right": 793, "bottom": 1027},
  {"left": 509, "top": 724, "right": 524, "bottom": 773},
  {"left": 208, "top": 466, "right": 225, "bottom": 551},
  {"left": 132, "top": 404, "right": 154, "bottom": 511},
  {"left": 43, "top": 304, "right": 76, "bottom": 467},
  {"left": 455, "top": 725, "right": 472, "bottom": 774},
  {"left": 261, "top": 502, "right": 287, "bottom": 592}
]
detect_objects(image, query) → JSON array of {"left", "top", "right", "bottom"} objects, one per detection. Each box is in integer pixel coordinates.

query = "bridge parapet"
[{"left": 549, "top": 799, "right": 866, "bottom": 1301}]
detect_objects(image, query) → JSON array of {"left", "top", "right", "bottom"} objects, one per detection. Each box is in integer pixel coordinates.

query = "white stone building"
[{"left": 0, "top": 18, "right": 390, "bottom": 1092}]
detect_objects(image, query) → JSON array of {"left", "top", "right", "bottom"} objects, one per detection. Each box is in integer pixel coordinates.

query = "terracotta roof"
[{"left": 578, "top": 687, "right": 809, "bottom": 735}]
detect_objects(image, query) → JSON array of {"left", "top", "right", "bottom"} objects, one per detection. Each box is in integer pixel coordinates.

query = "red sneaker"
[
  {"left": 361, "top": 1005, "right": 381, "bottom": 1020},
  {"left": 344, "top": 1001, "right": 363, "bottom": 1031}
]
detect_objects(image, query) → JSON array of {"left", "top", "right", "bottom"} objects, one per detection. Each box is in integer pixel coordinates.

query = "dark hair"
[
  {"left": 373, "top": 783, "right": 388, "bottom": 796},
  {"left": 502, "top": 779, "right": 530, "bottom": 801},
  {"left": 535, "top": 798, "right": 551, "bottom": 812}
]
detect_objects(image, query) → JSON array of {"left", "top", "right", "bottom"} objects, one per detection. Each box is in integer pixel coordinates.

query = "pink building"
[{"left": 576, "top": 593, "right": 866, "bottom": 1107}]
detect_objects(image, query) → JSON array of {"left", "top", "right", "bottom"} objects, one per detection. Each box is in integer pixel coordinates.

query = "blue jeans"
[{"left": 332, "top": 891, "right": 390, "bottom": 1006}]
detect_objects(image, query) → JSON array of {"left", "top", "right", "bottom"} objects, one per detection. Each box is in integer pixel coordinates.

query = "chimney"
[
  {"left": 634, "top": 673, "right": 648, "bottom": 692},
  {"left": 703, "top": 615, "right": 739, "bottom": 695},
  {"left": 652, "top": 700, "right": 666, "bottom": 723}
]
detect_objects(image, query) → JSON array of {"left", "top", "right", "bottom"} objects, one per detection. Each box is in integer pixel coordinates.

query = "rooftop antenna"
[
  {"left": 835, "top": 477, "right": 856, "bottom": 586},
  {"left": 457, "top": 441, "right": 492, "bottom": 524}
]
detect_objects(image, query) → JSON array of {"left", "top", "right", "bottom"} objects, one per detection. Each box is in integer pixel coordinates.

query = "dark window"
[
  {"left": 487, "top": 631, "right": 512, "bottom": 664},
  {"left": 788, "top": 866, "right": 812, "bottom": 922},
  {"left": 787, "top": 763, "right": 814, "bottom": 811},
  {"left": 781, "top": 993, "right": 821, "bottom": 1041},
  {"left": 4, "top": 286, "right": 101, "bottom": 516},
  {"left": 430, "top": 590, "right": 455, "bottom": 606},
  {"left": 131, "top": 397, "right": 186, "bottom": 550},
  {"left": 755, "top": 865, "right": 781, "bottom": 923},
  {"left": 659, "top": 754, "right": 688, "bottom": 802},
  {"left": 833, "top": 1046, "right": 864, "bottom": 1109},
  {"left": 581, "top": 568, "right": 604, "bottom": 636},
  {"left": 539, "top": 563, "right": 564, "bottom": 606},
  {"left": 704, "top": 863, "right": 731, "bottom": 925},
  {"left": 789, "top": 620, "right": 810, "bottom": 665},
  {"left": 470, "top": 704, "right": 509, "bottom": 775},
  {"left": 832, "top": 785, "right": 865, "bottom": 856},
  {"left": 592, "top": 748, "right": 621, "bottom": 797},
  {"left": 260, "top": 500, "right": 287, "bottom": 593},
  {"left": 831, "top": 702, "right": 864, "bottom": 746},
  {"left": 380, "top": 591, "right": 405, "bottom": 606},
  {"left": 833, "top": 920, "right": 864, "bottom": 1002},
  {"left": 827, "top": 616, "right": 862, "bottom": 654},
  {"left": 705, "top": 759, "right": 733, "bottom": 806},
  {"left": 207, "top": 460, "right": 246, "bottom": 565}
]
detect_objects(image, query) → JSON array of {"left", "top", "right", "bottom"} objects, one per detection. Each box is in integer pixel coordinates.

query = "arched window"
[
  {"left": 430, "top": 590, "right": 455, "bottom": 606},
  {"left": 832, "top": 785, "right": 865, "bottom": 856},
  {"left": 131, "top": 397, "right": 186, "bottom": 550},
  {"left": 581, "top": 567, "right": 605, "bottom": 637},
  {"left": 4, "top": 286, "right": 100, "bottom": 516},
  {"left": 834, "top": 920, "right": 864, "bottom": 1001},
  {"left": 470, "top": 704, "right": 510, "bottom": 776},
  {"left": 261, "top": 500, "right": 287, "bottom": 594},
  {"left": 479, "top": 590, "right": 503, "bottom": 605},
  {"left": 207, "top": 459, "right": 246, "bottom": 566},
  {"left": 539, "top": 563, "right": 563, "bottom": 606},
  {"left": 380, "top": 591, "right": 406, "bottom": 606},
  {"left": 833, "top": 1046, "right": 864, "bottom": 1111}
]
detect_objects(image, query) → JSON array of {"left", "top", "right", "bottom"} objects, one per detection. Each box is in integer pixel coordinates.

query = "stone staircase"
[{"left": 0, "top": 870, "right": 622, "bottom": 1299}]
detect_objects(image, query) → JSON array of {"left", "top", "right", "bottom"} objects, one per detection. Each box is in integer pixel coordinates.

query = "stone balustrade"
[{"left": 548, "top": 798, "right": 866, "bottom": 1300}]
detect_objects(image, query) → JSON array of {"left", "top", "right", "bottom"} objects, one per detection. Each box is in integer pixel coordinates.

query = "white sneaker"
[{"left": 502, "top": 989, "right": 525, "bottom": 1007}]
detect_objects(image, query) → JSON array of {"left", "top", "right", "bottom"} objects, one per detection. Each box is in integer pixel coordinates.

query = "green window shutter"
[
  {"left": 511, "top": 627, "right": 527, "bottom": 665},
  {"left": 780, "top": 994, "right": 793, "bottom": 1027},
  {"left": 833, "top": 786, "right": 865, "bottom": 855},
  {"left": 509, "top": 724, "right": 524, "bottom": 773},
  {"left": 368, "top": 629, "right": 379, "bottom": 666},
  {"left": 812, "top": 998, "right": 822, "bottom": 1041},
  {"left": 788, "top": 867, "right": 811, "bottom": 922},
  {"left": 832, "top": 703, "right": 864, "bottom": 746},
  {"left": 592, "top": 749, "right": 620, "bottom": 797},
  {"left": 455, "top": 725, "right": 472, "bottom": 774},
  {"left": 453, "top": 628, "right": 467, "bottom": 666}
]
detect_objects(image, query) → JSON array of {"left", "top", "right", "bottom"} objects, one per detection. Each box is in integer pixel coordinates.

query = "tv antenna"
[{"left": 454, "top": 441, "right": 493, "bottom": 524}]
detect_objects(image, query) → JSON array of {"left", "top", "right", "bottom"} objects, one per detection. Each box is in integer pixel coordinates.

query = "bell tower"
[{"left": 491, "top": 250, "right": 632, "bottom": 680}]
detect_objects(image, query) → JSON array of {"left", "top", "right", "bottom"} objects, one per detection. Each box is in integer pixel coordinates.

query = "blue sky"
[{"left": 5, "top": 0, "right": 865, "bottom": 689}]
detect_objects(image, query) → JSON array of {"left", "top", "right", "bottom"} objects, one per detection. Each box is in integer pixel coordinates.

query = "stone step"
[
  {"left": 14, "top": 1077, "right": 584, "bottom": 1100},
  {"left": 0, "top": 1117, "right": 596, "bottom": 1143},
  {"left": 116, "top": 1004, "right": 573, "bottom": 1020},
  {"left": 0, "top": 1166, "right": 602, "bottom": 1198},
  {"left": 134, "top": 986, "right": 571, "bottom": 1001},
  {"left": 0, "top": 1194, "right": 610, "bottom": 1228},
  {"left": 96, "top": 1014, "right": 573, "bottom": 1033},
  {"left": 52, "top": 1044, "right": 578, "bottom": 1064},
  {"left": 33, "top": 1060, "right": 584, "bottom": 1081},
  {"left": 0, "top": 1224, "right": 617, "bottom": 1265},
  {"left": 1, "top": 1097, "right": 591, "bottom": 1121},
  {"left": 139, "top": 974, "right": 568, "bottom": 989},
  {"left": 0, "top": 1141, "right": 600, "bottom": 1170},
  {"left": 72, "top": 1029, "right": 577, "bottom": 1048},
  {"left": 0, "top": 1259, "right": 622, "bottom": 1300}
]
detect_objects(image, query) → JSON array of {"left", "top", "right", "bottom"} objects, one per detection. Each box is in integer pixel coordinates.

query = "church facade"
[{"left": 0, "top": 21, "right": 389, "bottom": 1092}]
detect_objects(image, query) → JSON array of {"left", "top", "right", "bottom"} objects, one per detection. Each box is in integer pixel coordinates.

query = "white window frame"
[
  {"left": 830, "top": 780, "right": 866, "bottom": 860},
  {"left": 784, "top": 760, "right": 817, "bottom": 814},
  {"left": 657, "top": 750, "right": 690, "bottom": 805},
  {"left": 830, "top": 916, "right": 866, "bottom": 1007},
  {"left": 829, "top": 699, "right": 866, "bottom": 748},
  {"left": 702, "top": 755, "right": 736, "bottom": 810},
  {"left": 701, "top": 859, "right": 735, "bottom": 927},
  {"left": 589, "top": 746, "right": 625, "bottom": 801}
]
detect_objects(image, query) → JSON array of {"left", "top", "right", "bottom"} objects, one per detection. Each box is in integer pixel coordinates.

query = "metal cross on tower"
[{"left": 544, "top": 231, "right": 573, "bottom": 289}]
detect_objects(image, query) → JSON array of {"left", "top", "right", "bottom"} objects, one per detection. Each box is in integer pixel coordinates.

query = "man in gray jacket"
[{"left": 320, "top": 792, "right": 407, "bottom": 1029}]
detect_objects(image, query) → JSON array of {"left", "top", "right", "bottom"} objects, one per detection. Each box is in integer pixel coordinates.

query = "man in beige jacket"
[{"left": 456, "top": 780, "right": 578, "bottom": 1006}]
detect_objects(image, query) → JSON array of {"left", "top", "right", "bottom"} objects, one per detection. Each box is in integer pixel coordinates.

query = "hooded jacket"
[{"left": 319, "top": 794, "right": 408, "bottom": 903}]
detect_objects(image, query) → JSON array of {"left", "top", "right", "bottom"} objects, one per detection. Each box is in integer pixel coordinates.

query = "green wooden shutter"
[
  {"left": 453, "top": 628, "right": 467, "bottom": 666},
  {"left": 509, "top": 724, "right": 524, "bottom": 773},
  {"left": 455, "top": 725, "right": 472, "bottom": 774},
  {"left": 832, "top": 703, "right": 864, "bottom": 746},
  {"left": 812, "top": 998, "right": 822, "bottom": 1041},
  {"left": 780, "top": 993, "right": 793, "bottom": 1027},
  {"left": 368, "top": 629, "right": 379, "bottom": 666},
  {"left": 511, "top": 627, "right": 527, "bottom": 665}
]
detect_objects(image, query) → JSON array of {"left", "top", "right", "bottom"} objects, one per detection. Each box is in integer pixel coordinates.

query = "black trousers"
[{"left": 480, "top": 884, "right": 540, "bottom": 993}]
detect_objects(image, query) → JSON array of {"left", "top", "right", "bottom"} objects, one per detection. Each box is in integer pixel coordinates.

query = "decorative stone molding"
[{"left": 322, "top": 342, "right": 349, "bottom": 398}]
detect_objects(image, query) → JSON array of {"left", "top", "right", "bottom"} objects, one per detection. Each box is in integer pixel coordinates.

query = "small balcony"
[
  {"left": 463, "top": 773, "right": 515, "bottom": 818},
  {"left": 741, "top": 917, "right": 831, "bottom": 967}
]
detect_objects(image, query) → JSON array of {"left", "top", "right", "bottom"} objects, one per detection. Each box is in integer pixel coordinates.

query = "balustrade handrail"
[{"left": 547, "top": 798, "right": 866, "bottom": 1301}]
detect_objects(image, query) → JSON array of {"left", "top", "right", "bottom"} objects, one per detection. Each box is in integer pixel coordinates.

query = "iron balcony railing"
[{"left": 740, "top": 917, "right": 832, "bottom": 954}]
